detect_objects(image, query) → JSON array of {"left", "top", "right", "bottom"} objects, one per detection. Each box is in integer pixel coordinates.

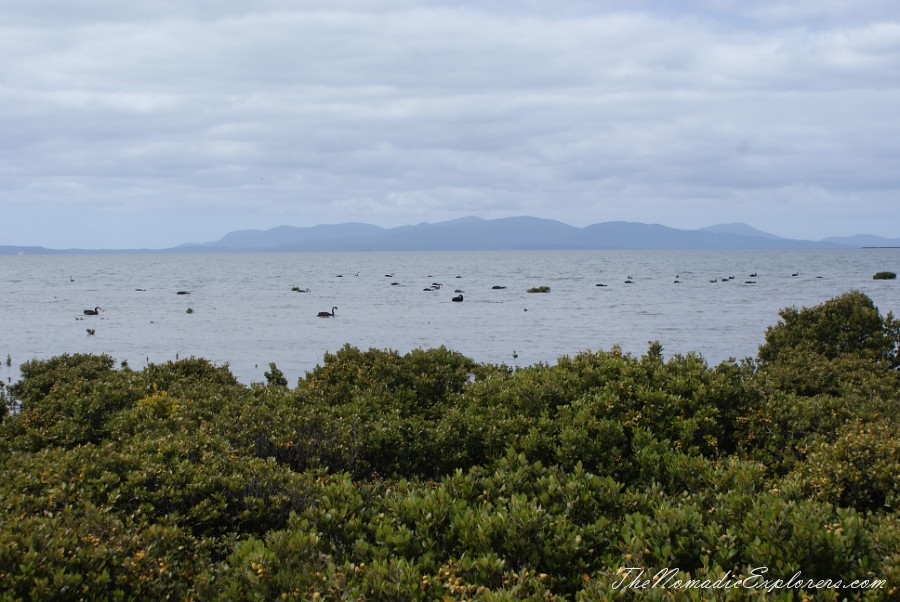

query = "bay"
[{"left": 1, "top": 248, "right": 898, "bottom": 386}]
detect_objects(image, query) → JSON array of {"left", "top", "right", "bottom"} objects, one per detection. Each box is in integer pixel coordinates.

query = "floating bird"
[
  {"left": 792, "top": 272, "right": 799, "bottom": 277},
  {"left": 512, "top": 350, "right": 518, "bottom": 359},
  {"left": 317, "top": 306, "right": 337, "bottom": 317},
  {"left": 710, "top": 278, "right": 717, "bottom": 283},
  {"left": 452, "top": 294, "right": 463, "bottom": 302},
  {"left": 596, "top": 283, "right": 607, "bottom": 287},
  {"left": 83, "top": 307, "right": 101, "bottom": 315},
  {"left": 745, "top": 280, "right": 756, "bottom": 284},
  {"left": 391, "top": 282, "right": 400, "bottom": 286},
  {"left": 492, "top": 285, "right": 506, "bottom": 290},
  {"left": 385, "top": 273, "right": 394, "bottom": 277},
  {"left": 750, "top": 272, "right": 757, "bottom": 277},
  {"left": 177, "top": 291, "right": 190, "bottom": 295},
  {"left": 292, "top": 287, "right": 310, "bottom": 293}
]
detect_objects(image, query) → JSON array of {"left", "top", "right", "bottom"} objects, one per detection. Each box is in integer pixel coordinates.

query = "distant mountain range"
[{"left": 3, "top": 217, "right": 900, "bottom": 254}]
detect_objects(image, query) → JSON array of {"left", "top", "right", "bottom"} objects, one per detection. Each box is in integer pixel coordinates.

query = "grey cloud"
[{"left": 1, "top": 1, "right": 899, "bottom": 248}]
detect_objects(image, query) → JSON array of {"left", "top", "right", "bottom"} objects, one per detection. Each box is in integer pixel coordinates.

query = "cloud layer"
[{"left": 2, "top": 1, "right": 898, "bottom": 248}]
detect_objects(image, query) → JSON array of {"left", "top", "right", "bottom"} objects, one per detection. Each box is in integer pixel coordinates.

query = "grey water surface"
[{"left": 1, "top": 248, "right": 898, "bottom": 385}]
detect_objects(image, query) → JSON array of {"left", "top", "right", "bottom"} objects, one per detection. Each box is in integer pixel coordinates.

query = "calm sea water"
[{"left": 1, "top": 249, "right": 898, "bottom": 385}]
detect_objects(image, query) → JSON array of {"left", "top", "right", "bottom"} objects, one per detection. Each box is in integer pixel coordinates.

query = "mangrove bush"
[{"left": 0, "top": 291, "right": 898, "bottom": 600}]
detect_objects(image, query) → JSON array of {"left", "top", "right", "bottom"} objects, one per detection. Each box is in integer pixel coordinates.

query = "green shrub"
[
  {"left": 527, "top": 286, "right": 551, "bottom": 293},
  {"left": 758, "top": 290, "right": 900, "bottom": 368},
  {"left": 873, "top": 271, "right": 896, "bottom": 280},
  {"left": 795, "top": 419, "right": 900, "bottom": 512},
  {"left": 2, "top": 292, "right": 900, "bottom": 599}
]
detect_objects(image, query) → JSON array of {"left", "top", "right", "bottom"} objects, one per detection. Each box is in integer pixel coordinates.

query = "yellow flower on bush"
[{"left": 136, "top": 387, "right": 180, "bottom": 417}]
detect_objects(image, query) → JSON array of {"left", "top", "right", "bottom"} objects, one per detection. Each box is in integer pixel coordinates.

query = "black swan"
[
  {"left": 317, "top": 306, "right": 337, "bottom": 317},
  {"left": 452, "top": 294, "right": 463, "bottom": 302},
  {"left": 83, "top": 307, "right": 101, "bottom": 315}
]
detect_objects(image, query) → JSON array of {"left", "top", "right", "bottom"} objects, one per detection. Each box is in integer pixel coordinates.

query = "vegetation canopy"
[{"left": 1, "top": 291, "right": 898, "bottom": 600}]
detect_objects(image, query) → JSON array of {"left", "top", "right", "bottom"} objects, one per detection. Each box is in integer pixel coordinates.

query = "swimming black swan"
[
  {"left": 452, "top": 294, "right": 463, "bottom": 302},
  {"left": 317, "top": 307, "right": 337, "bottom": 317},
  {"left": 83, "top": 307, "right": 101, "bottom": 315}
]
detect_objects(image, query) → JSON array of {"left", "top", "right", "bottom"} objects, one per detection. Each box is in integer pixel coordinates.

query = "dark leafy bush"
[
  {"left": 758, "top": 290, "right": 900, "bottom": 368},
  {"left": 2, "top": 292, "right": 899, "bottom": 600},
  {"left": 10, "top": 353, "right": 118, "bottom": 408},
  {"left": 263, "top": 362, "right": 288, "bottom": 387},
  {"left": 794, "top": 419, "right": 900, "bottom": 512},
  {"left": 4, "top": 355, "right": 144, "bottom": 451}
]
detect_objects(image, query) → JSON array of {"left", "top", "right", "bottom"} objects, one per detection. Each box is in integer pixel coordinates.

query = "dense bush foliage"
[{"left": 1, "top": 291, "right": 898, "bottom": 600}]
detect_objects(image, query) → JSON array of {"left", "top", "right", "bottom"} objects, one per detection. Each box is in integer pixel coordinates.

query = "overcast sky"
[{"left": 2, "top": 0, "right": 899, "bottom": 249}]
